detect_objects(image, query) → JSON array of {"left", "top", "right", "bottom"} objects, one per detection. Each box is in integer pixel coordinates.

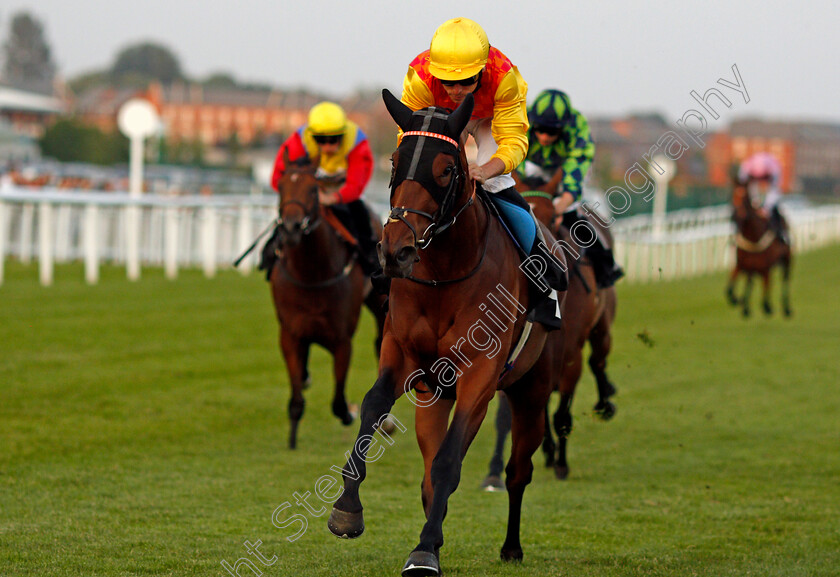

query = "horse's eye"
[{"left": 442, "top": 166, "right": 454, "bottom": 177}]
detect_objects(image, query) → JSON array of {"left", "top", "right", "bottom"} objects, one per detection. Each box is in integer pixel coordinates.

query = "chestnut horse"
[
  {"left": 483, "top": 179, "right": 619, "bottom": 484},
  {"left": 269, "top": 152, "right": 386, "bottom": 449},
  {"left": 327, "top": 91, "right": 565, "bottom": 576},
  {"left": 725, "top": 180, "right": 792, "bottom": 317}
]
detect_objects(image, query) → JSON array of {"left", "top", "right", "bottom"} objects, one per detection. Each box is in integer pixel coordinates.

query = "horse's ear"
[
  {"left": 382, "top": 89, "right": 413, "bottom": 132},
  {"left": 447, "top": 93, "right": 474, "bottom": 140},
  {"left": 283, "top": 146, "right": 290, "bottom": 167}
]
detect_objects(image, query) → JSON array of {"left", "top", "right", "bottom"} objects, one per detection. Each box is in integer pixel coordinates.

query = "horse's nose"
[{"left": 395, "top": 245, "right": 418, "bottom": 268}]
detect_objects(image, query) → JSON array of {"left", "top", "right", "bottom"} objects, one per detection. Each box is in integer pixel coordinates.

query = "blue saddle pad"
[{"left": 490, "top": 195, "right": 536, "bottom": 253}]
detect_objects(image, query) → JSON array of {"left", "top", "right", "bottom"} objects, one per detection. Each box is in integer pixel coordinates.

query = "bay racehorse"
[
  {"left": 269, "top": 151, "right": 387, "bottom": 449},
  {"left": 725, "top": 179, "right": 792, "bottom": 317},
  {"left": 327, "top": 91, "right": 566, "bottom": 576},
  {"left": 483, "top": 180, "right": 618, "bottom": 484}
]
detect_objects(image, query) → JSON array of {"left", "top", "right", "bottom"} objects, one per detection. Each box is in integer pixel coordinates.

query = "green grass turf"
[{"left": 1, "top": 245, "right": 839, "bottom": 576}]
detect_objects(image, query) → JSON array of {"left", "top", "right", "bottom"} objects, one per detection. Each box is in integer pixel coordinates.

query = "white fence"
[
  {"left": 0, "top": 188, "right": 278, "bottom": 285},
  {"left": 2, "top": 187, "right": 840, "bottom": 286},
  {"left": 611, "top": 202, "right": 840, "bottom": 282}
]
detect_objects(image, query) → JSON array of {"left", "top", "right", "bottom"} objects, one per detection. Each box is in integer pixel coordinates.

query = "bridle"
[
  {"left": 386, "top": 130, "right": 474, "bottom": 250},
  {"left": 278, "top": 172, "right": 322, "bottom": 236},
  {"left": 385, "top": 128, "right": 489, "bottom": 286}
]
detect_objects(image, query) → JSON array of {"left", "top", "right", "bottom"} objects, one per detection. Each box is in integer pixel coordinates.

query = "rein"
[{"left": 276, "top": 254, "right": 356, "bottom": 289}]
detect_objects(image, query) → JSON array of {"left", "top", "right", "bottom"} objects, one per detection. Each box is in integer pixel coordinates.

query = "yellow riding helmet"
[
  {"left": 428, "top": 17, "right": 489, "bottom": 81},
  {"left": 308, "top": 102, "right": 347, "bottom": 136}
]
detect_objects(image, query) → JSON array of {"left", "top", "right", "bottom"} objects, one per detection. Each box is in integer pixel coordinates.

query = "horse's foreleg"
[
  {"left": 403, "top": 381, "right": 496, "bottom": 576},
  {"left": 761, "top": 271, "right": 773, "bottom": 316},
  {"left": 416, "top": 397, "right": 456, "bottom": 517},
  {"left": 328, "top": 370, "right": 398, "bottom": 539},
  {"left": 781, "top": 254, "right": 793, "bottom": 317},
  {"left": 552, "top": 393, "right": 574, "bottom": 480},
  {"left": 742, "top": 274, "right": 754, "bottom": 318},
  {"left": 330, "top": 340, "right": 354, "bottom": 425},
  {"left": 281, "top": 328, "right": 308, "bottom": 449},
  {"left": 364, "top": 292, "right": 388, "bottom": 358},
  {"left": 481, "top": 392, "right": 511, "bottom": 491},
  {"left": 500, "top": 377, "right": 551, "bottom": 562},
  {"left": 590, "top": 316, "right": 617, "bottom": 421},
  {"left": 726, "top": 267, "right": 740, "bottom": 306},
  {"left": 541, "top": 399, "right": 556, "bottom": 468}
]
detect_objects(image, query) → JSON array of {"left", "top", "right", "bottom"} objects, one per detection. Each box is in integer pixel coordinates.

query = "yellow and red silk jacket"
[
  {"left": 401, "top": 46, "right": 529, "bottom": 174},
  {"left": 271, "top": 120, "right": 373, "bottom": 203}
]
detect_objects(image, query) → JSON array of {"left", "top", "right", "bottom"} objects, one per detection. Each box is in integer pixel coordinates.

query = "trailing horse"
[
  {"left": 726, "top": 179, "right": 792, "bottom": 317},
  {"left": 327, "top": 91, "right": 566, "bottom": 576},
  {"left": 483, "top": 183, "right": 618, "bottom": 485},
  {"left": 268, "top": 152, "right": 387, "bottom": 449}
]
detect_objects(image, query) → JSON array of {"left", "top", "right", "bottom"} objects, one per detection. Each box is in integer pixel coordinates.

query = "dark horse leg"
[
  {"left": 500, "top": 377, "right": 550, "bottom": 562},
  {"left": 481, "top": 392, "right": 511, "bottom": 491},
  {"left": 742, "top": 273, "right": 754, "bottom": 318},
  {"left": 761, "top": 271, "right": 773, "bottom": 316},
  {"left": 328, "top": 370, "right": 397, "bottom": 538},
  {"left": 552, "top": 393, "right": 574, "bottom": 480},
  {"left": 364, "top": 290, "right": 388, "bottom": 357},
  {"left": 402, "top": 383, "right": 496, "bottom": 576},
  {"left": 726, "top": 267, "right": 740, "bottom": 306},
  {"left": 781, "top": 253, "right": 793, "bottom": 317},
  {"left": 590, "top": 315, "right": 617, "bottom": 421},
  {"left": 329, "top": 340, "right": 355, "bottom": 426},
  {"left": 280, "top": 328, "right": 308, "bottom": 449},
  {"left": 542, "top": 401, "right": 556, "bottom": 468}
]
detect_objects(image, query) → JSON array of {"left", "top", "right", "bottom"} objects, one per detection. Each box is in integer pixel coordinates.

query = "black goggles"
[
  {"left": 313, "top": 134, "right": 342, "bottom": 145},
  {"left": 534, "top": 125, "right": 562, "bottom": 136},
  {"left": 440, "top": 74, "right": 480, "bottom": 87}
]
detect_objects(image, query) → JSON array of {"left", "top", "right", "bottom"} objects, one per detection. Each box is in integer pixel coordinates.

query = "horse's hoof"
[
  {"left": 763, "top": 303, "right": 773, "bottom": 316},
  {"left": 594, "top": 400, "right": 617, "bottom": 421},
  {"left": 327, "top": 508, "right": 364, "bottom": 539},
  {"left": 401, "top": 551, "right": 440, "bottom": 576},
  {"left": 554, "top": 464, "right": 570, "bottom": 480},
  {"left": 500, "top": 546, "right": 523, "bottom": 562},
  {"left": 784, "top": 307, "right": 793, "bottom": 318},
  {"left": 480, "top": 475, "right": 505, "bottom": 492},
  {"left": 543, "top": 452, "right": 556, "bottom": 468},
  {"left": 378, "top": 415, "right": 397, "bottom": 435}
]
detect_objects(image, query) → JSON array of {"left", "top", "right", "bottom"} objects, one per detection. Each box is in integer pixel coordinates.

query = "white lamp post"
[
  {"left": 650, "top": 154, "right": 676, "bottom": 240},
  {"left": 117, "top": 98, "right": 159, "bottom": 280}
]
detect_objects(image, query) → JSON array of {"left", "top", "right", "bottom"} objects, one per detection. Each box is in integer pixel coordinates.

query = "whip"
[{"left": 233, "top": 217, "right": 280, "bottom": 268}]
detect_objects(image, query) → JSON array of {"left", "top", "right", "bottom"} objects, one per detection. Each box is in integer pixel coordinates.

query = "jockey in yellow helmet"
[{"left": 401, "top": 17, "right": 566, "bottom": 327}]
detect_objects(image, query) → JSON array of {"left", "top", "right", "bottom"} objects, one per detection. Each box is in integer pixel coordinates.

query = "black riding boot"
[
  {"left": 259, "top": 226, "right": 282, "bottom": 281},
  {"left": 770, "top": 207, "right": 790, "bottom": 246},
  {"left": 347, "top": 200, "right": 381, "bottom": 277},
  {"left": 488, "top": 186, "right": 566, "bottom": 330}
]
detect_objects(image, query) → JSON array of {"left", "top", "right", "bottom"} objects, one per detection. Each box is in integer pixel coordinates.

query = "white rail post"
[
  {"left": 84, "top": 203, "right": 99, "bottom": 285},
  {"left": 39, "top": 201, "right": 54, "bottom": 286},
  {"left": 0, "top": 199, "right": 6, "bottom": 285},
  {"left": 164, "top": 205, "right": 179, "bottom": 280},
  {"left": 236, "top": 203, "right": 253, "bottom": 275},
  {"left": 202, "top": 205, "right": 217, "bottom": 278},
  {"left": 20, "top": 203, "right": 33, "bottom": 264}
]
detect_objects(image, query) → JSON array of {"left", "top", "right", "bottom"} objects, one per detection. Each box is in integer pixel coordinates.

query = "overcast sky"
[{"left": 4, "top": 0, "right": 838, "bottom": 127}]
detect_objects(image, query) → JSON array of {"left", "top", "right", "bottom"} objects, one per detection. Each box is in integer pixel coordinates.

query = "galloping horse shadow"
[
  {"left": 327, "top": 91, "right": 566, "bottom": 576},
  {"left": 725, "top": 179, "right": 792, "bottom": 318},
  {"left": 269, "top": 152, "right": 387, "bottom": 449},
  {"left": 483, "top": 184, "right": 619, "bottom": 484}
]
